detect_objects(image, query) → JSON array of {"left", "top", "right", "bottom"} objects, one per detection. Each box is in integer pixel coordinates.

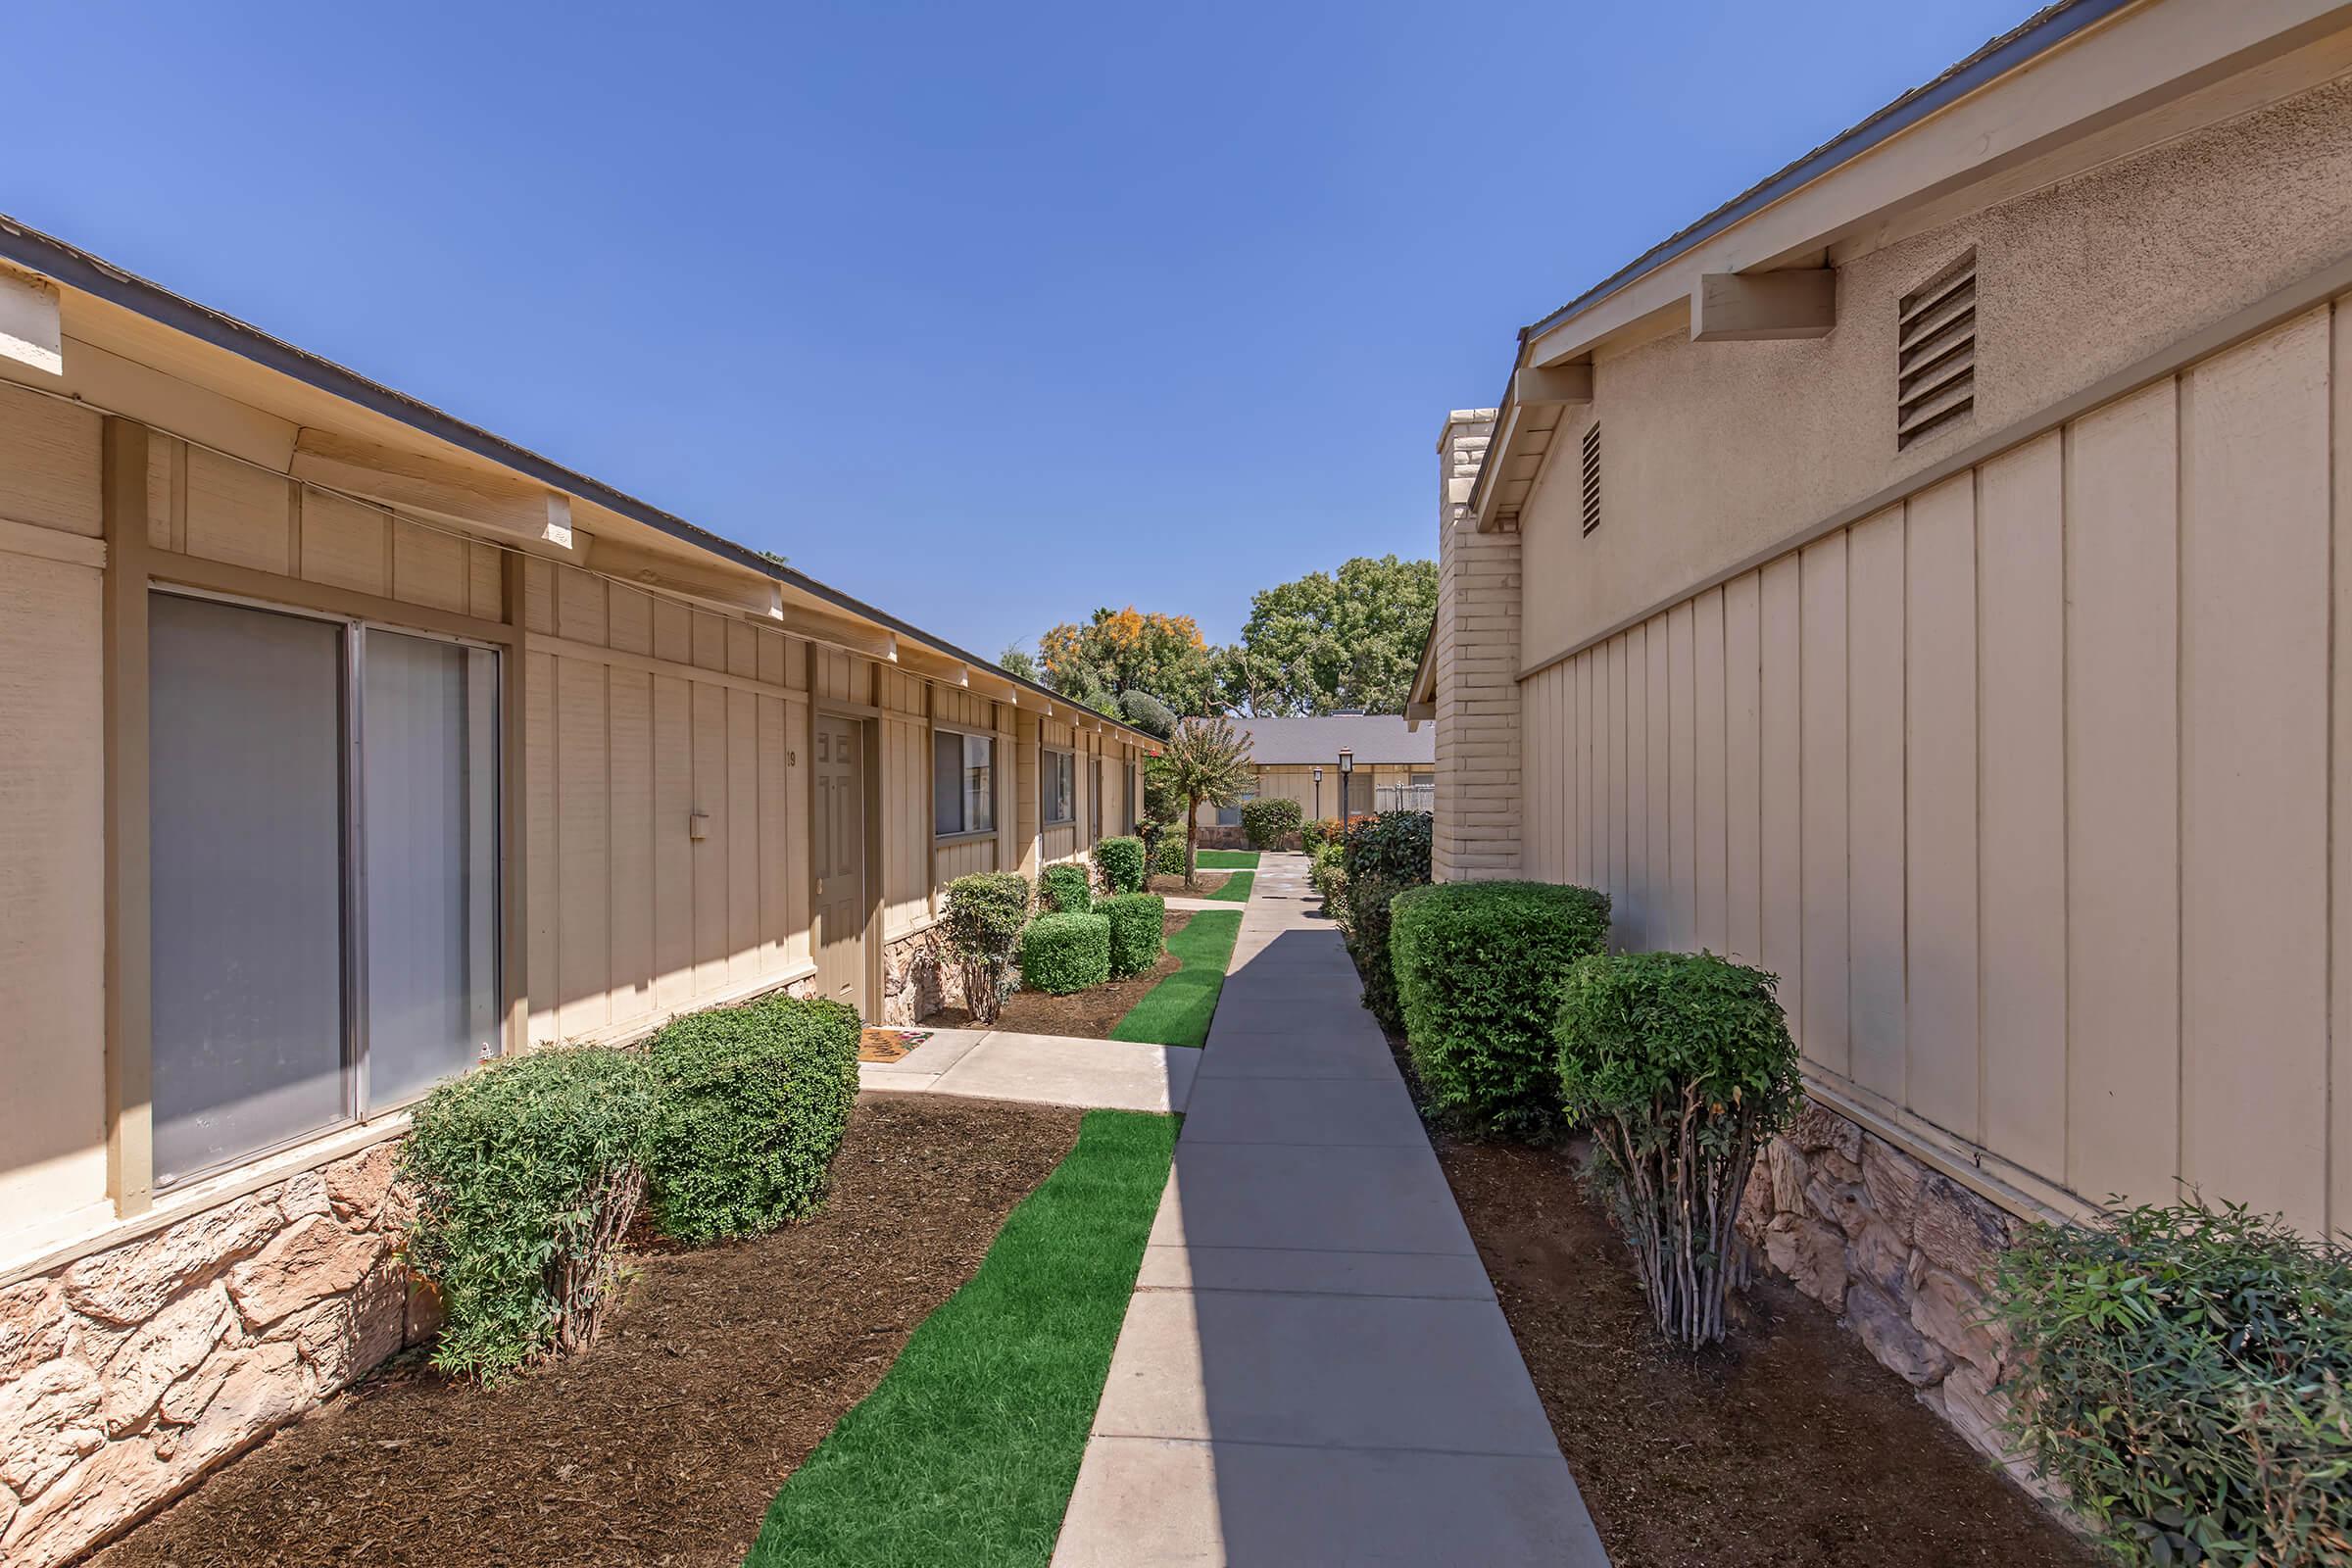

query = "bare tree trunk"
[{"left": 1184, "top": 792, "right": 1200, "bottom": 890}]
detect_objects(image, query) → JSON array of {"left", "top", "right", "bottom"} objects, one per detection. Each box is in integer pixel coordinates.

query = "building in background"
[
  {"left": 0, "top": 218, "right": 1152, "bottom": 1566},
  {"left": 1195, "top": 713, "right": 1435, "bottom": 839},
  {"left": 1411, "top": 0, "right": 2352, "bottom": 1476}
]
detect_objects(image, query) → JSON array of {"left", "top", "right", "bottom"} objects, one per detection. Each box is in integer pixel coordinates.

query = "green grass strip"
[
  {"left": 747, "top": 1109, "right": 1178, "bottom": 1568},
  {"left": 1108, "top": 908, "right": 1243, "bottom": 1049},
  {"left": 1202, "top": 868, "right": 1254, "bottom": 902},
  {"left": 1194, "top": 849, "right": 1258, "bottom": 869}
]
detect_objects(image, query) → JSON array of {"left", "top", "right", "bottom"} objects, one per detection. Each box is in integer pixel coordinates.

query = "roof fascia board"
[
  {"left": 0, "top": 215, "right": 1157, "bottom": 747},
  {"left": 1525, "top": 0, "right": 2349, "bottom": 368}
]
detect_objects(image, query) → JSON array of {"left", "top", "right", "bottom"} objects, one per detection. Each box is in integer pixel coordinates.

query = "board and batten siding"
[
  {"left": 1517, "top": 303, "right": 2352, "bottom": 1236},
  {"left": 520, "top": 558, "right": 811, "bottom": 1048}
]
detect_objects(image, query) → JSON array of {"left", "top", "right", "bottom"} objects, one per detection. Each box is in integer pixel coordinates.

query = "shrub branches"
[
  {"left": 940, "top": 873, "right": 1030, "bottom": 1024},
  {"left": 1554, "top": 952, "right": 1801, "bottom": 1348}
]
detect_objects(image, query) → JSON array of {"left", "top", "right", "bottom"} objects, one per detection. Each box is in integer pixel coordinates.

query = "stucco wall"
[{"left": 1521, "top": 76, "right": 2352, "bottom": 668}]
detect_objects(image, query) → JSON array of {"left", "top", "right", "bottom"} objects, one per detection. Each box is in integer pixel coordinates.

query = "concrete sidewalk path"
[
  {"left": 859, "top": 1027, "right": 1196, "bottom": 1114},
  {"left": 1053, "top": 853, "right": 1609, "bottom": 1566}
]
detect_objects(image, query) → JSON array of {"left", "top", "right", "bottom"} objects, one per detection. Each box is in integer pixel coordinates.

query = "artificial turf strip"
[
  {"left": 1203, "top": 868, "right": 1254, "bottom": 902},
  {"left": 746, "top": 1109, "right": 1179, "bottom": 1568},
  {"left": 1194, "top": 848, "right": 1259, "bottom": 869},
  {"left": 1107, "top": 908, "right": 1243, "bottom": 1049}
]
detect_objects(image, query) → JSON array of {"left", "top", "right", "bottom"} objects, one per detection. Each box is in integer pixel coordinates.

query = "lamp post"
[
  {"left": 1338, "top": 749, "right": 1353, "bottom": 819},
  {"left": 1311, "top": 765, "right": 1324, "bottom": 822}
]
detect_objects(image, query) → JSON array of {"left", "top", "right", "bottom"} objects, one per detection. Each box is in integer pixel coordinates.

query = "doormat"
[{"left": 858, "top": 1027, "right": 933, "bottom": 1063}]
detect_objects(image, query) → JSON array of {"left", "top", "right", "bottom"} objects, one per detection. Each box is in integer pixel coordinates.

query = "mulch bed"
[
  {"left": 91, "top": 1097, "right": 1084, "bottom": 1568},
  {"left": 1369, "top": 1003, "right": 2098, "bottom": 1568},
  {"left": 1146, "top": 870, "right": 1229, "bottom": 896},
  {"left": 920, "top": 910, "right": 1191, "bottom": 1039}
]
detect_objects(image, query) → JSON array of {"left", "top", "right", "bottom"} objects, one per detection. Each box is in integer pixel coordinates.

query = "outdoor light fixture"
[{"left": 1338, "top": 749, "right": 1353, "bottom": 815}]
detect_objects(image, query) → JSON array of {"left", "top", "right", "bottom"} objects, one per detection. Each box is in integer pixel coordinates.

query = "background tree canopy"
[
  {"left": 1217, "top": 555, "right": 1437, "bottom": 715},
  {"left": 994, "top": 554, "right": 1437, "bottom": 721}
]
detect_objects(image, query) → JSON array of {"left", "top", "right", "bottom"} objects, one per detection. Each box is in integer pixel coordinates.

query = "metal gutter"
[
  {"left": 1520, "top": 0, "right": 2127, "bottom": 342},
  {"left": 0, "top": 213, "right": 1157, "bottom": 746}
]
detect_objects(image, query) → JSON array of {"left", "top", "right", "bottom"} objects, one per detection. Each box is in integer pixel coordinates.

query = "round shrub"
[
  {"left": 1389, "top": 881, "right": 1610, "bottom": 1139},
  {"left": 1555, "top": 952, "right": 1800, "bottom": 1346},
  {"left": 1100, "top": 892, "right": 1167, "bottom": 977},
  {"left": 1308, "top": 841, "right": 1348, "bottom": 914},
  {"left": 1039, "top": 861, "right": 1094, "bottom": 914},
  {"left": 645, "top": 995, "right": 860, "bottom": 1246},
  {"left": 1150, "top": 828, "right": 1189, "bottom": 877},
  {"left": 1117, "top": 688, "right": 1177, "bottom": 739},
  {"left": 1992, "top": 1200, "right": 2352, "bottom": 1566},
  {"left": 400, "top": 1047, "right": 657, "bottom": 1382},
  {"left": 940, "top": 872, "right": 1029, "bottom": 1023},
  {"left": 1093, "top": 834, "right": 1147, "bottom": 895},
  {"left": 1020, "top": 911, "right": 1112, "bottom": 995},
  {"left": 1241, "top": 796, "right": 1304, "bottom": 851},
  {"left": 1299, "top": 816, "right": 1341, "bottom": 855}
]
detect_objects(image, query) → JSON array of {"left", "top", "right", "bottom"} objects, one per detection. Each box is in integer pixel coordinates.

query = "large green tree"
[
  {"left": 1217, "top": 554, "right": 1438, "bottom": 715},
  {"left": 1038, "top": 607, "right": 1219, "bottom": 717}
]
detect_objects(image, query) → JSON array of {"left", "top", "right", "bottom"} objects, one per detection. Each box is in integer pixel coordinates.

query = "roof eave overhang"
[{"left": 0, "top": 215, "right": 1160, "bottom": 750}]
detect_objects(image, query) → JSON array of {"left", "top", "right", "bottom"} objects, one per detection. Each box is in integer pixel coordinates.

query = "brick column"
[{"left": 1431, "top": 409, "right": 1522, "bottom": 882}]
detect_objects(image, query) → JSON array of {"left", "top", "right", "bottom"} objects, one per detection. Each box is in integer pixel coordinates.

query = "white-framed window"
[
  {"left": 1043, "top": 749, "right": 1076, "bottom": 825},
  {"left": 932, "top": 727, "right": 996, "bottom": 837},
  {"left": 147, "top": 589, "right": 501, "bottom": 1187}
]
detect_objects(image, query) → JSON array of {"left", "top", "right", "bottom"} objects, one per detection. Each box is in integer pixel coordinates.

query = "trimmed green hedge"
[
  {"left": 1342, "top": 810, "right": 1432, "bottom": 885},
  {"left": 1038, "top": 861, "right": 1094, "bottom": 914},
  {"left": 1021, "top": 911, "right": 1111, "bottom": 994},
  {"left": 1093, "top": 835, "right": 1146, "bottom": 895},
  {"left": 1343, "top": 875, "right": 1410, "bottom": 1033},
  {"left": 1391, "top": 881, "right": 1610, "bottom": 1139},
  {"left": 1308, "top": 842, "right": 1347, "bottom": 914},
  {"left": 646, "top": 995, "right": 860, "bottom": 1246},
  {"left": 1240, "top": 797, "right": 1303, "bottom": 851},
  {"left": 400, "top": 1047, "right": 657, "bottom": 1382},
  {"left": 1100, "top": 893, "right": 1167, "bottom": 977},
  {"left": 1150, "top": 829, "right": 1188, "bottom": 877}
]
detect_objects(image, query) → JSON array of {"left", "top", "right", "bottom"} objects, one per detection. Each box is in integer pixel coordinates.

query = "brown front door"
[
  {"left": 812, "top": 713, "right": 866, "bottom": 1013},
  {"left": 1090, "top": 758, "right": 1103, "bottom": 841}
]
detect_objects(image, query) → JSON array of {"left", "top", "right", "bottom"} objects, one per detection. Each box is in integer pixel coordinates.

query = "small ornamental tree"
[
  {"left": 939, "top": 872, "right": 1030, "bottom": 1024},
  {"left": 1240, "top": 796, "right": 1303, "bottom": 851},
  {"left": 1554, "top": 951, "right": 1802, "bottom": 1348},
  {"left": 1159, "top": 714, "right": 1254, "bottom": 888}
]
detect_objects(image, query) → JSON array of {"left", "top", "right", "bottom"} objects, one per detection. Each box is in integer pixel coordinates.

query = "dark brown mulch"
[
  {"left": 1357, "top": 997, "right": 2093, "bottom": 1567},
  {"left": 1146, "top": 869, "right": 1229, "bottom": 896},
  {"left": 920, "top": 909, "right": 1191, "bottom": 1039},
  {"left": 90, "top": 1097, "right": 1083, "bottom": 1568}
]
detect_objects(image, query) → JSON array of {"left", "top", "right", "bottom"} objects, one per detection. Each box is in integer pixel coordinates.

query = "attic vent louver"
[
  {"left": 1580, "top": 422, "right": 1601, "bottom": 535},
  {"left": 1896, "top": 250, "right": 1976, "bottom": 449}
]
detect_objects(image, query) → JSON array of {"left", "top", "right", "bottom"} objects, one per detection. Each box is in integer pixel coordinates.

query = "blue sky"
[{"left": 4, "top": 1, "right": 2028, "bottom": 659}]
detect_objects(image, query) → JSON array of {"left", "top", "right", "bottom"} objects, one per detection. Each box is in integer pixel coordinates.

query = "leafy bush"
[
  {"left": 1117, "top": 688, "right": 1178, "bottom": 739},
  {"left": 400, "top": 1048, "right": 657, "bottom": 1381},
  {"left": 1299, "top": 816, "right": 1341, "bottom": 855},
  {"left": 940, "top": 872, "right": 1030, "bottom": 1024},
  {"left": 1343, "top": 810, "right": 1433, "bottom": 885},
  {"left": 645, "top": 996, "right": 859, "bottom": 1246},
  {"left": 1039, "top": 861, "right": 1094, "bottom": 914},
  {"left": 1555, "top": 952, "right": 1801, "bottom": 1347},
  {"left": 1308, "top": 841, "right": 1348, "bottom": 915},
  {"left": 1093, "top": 835, "right": 1146, "bottom": 895},
  {"left": 1020, "top": 911, "right": 1112, "bottom": 994},
  {"left": 1241, "top": 797, "right": 1304, "bottom": 851},
  {"left": 1150, "top": 827, "right": 1189, "bottom": 877},
  {"left": 1390, "top": 881, "right": 1610, "bottom": 1139},
  {"left": 1100, "top": 893, "right": 1167, "bottom": 977},
  {"left": 1343, "top": 875, "right": 1410, "bottom": 1032},
  {"left": 1991, "top": 1201, "right": 2352, "bottom": 1566}
]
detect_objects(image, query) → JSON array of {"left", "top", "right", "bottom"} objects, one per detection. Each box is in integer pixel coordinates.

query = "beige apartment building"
[
  {"left": 1412, "top": 0, "right": 2352, "bottom": 1465},
  {"left": 1194, "top": 713, "right": 1436, "bottom": 836},
  {"left": 0, "top": 220, "right": 1151, "bottom": 1563}
]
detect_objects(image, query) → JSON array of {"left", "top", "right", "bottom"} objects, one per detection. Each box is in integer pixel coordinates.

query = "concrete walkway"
[
  {"left": 859, "top": 1027, "right": 1196, "bottom": 1114},
  {"left": 1054, "top": 853, "right": 1609, "bottom": 1566}
]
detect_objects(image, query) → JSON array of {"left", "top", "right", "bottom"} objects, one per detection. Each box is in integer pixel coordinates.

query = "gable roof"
[{"left": 1226, "top": 714, "right": 1434, "bottom": 767}]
